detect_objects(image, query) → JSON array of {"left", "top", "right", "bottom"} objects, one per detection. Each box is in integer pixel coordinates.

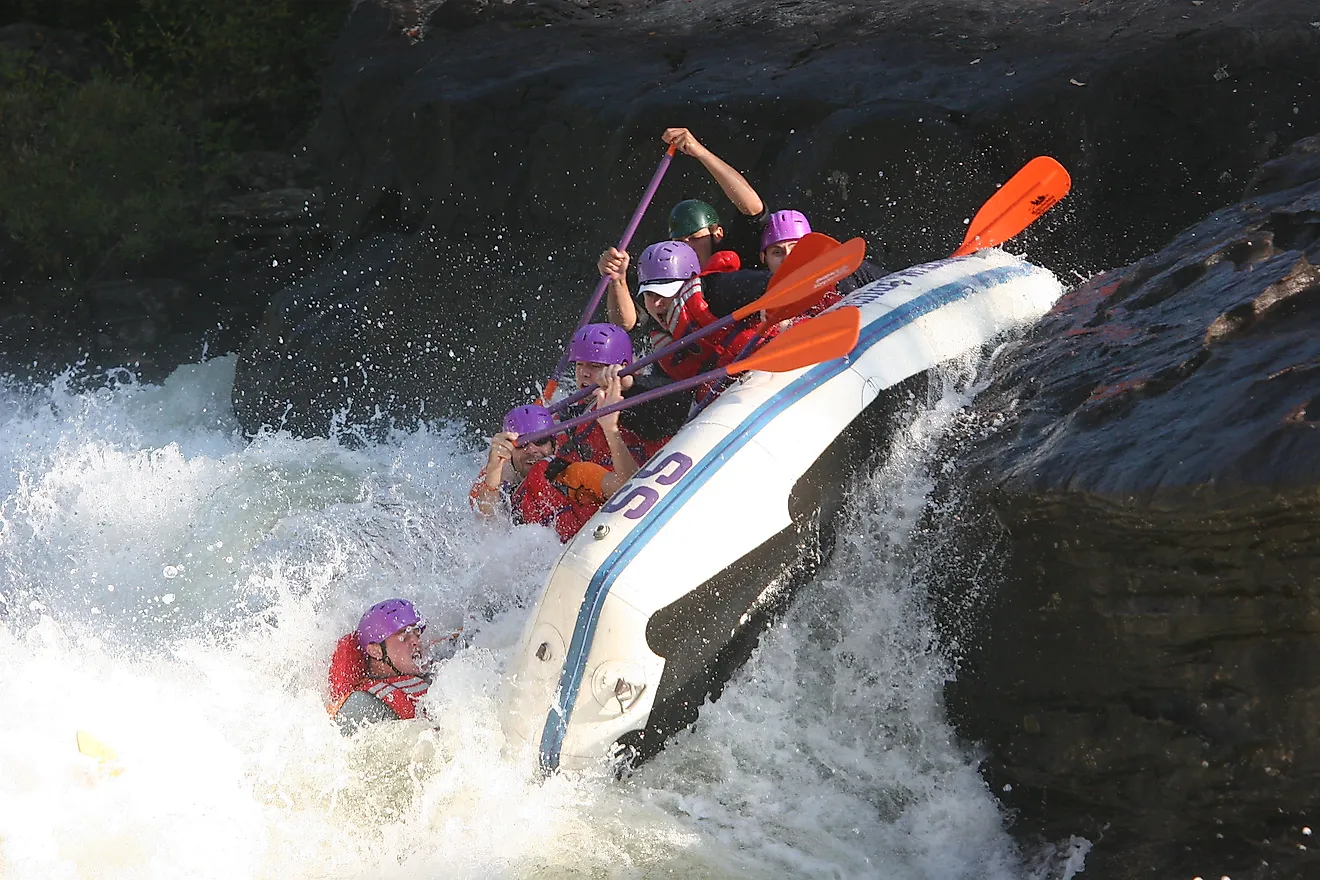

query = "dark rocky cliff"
[
  {"left": 937, "top": 135, "right": 1320, "bottom": 880},
  {"left": 233, "top": 0, "right": 1320, "bottom": 437}
]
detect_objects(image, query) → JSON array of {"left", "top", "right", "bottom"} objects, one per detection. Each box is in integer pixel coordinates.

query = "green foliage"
[
  {"left": 0, "top": 0, "right": 349, "bottom": 280},
  {"left": 111, "top": 0, "right": 345, "bottom": 138},
  {"left": 0, "top": 53, "right": 208, "bottom": 278},
  {"left": 8, "top": 0, "right": 344, "bottom": 118}
]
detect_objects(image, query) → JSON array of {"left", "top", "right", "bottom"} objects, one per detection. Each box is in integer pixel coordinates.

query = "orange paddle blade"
[
  {"left": 765, "top": 231, "right": 840, "bottom": 286},
  {"left": 729, "top": 307, "right": 861, "bottom": 375},
  {"left": 736, "top": 237, "right": 866, "bottom": 322},
  {"left": 952, "top": 156, "right": 1071, "bottom": 257}
]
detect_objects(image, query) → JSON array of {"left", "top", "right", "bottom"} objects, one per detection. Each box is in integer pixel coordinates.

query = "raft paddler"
[
  {"left": 759, "top": 209, "right": 813, "bottom": 275},
  {"left": 661, "top": 127, "right": 768, "bottom": 271},
  {"left": 597, "top": 127, "right": 767, "bottom": 312},
  {"left": 327, "top": 599, "right": 459, "bottom": 734},
  {"left": 758, "top": 210, "right": 888, "bottom": 316},
  {"left": 606, "top": 240, "right": 771, "bottom": 382},
  {"left": 469, "top": 404, "right": 560, "bottom": 518},
  {"left": 513, "top": 324, "right": 676, "bottom": 542}
]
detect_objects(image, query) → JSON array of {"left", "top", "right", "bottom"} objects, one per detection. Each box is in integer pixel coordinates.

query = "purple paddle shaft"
[
  {"left": 519, "top": 366, "right": 726, "bottom": 446},
  {"left": 547, "top": 309, "right": 741, "bottom": 414},
  {"left": 691, "top": 324, "right": 768, "bottom": 413},
  {"left": 544, "top": 147, "right": 676, "bottom": 388}
]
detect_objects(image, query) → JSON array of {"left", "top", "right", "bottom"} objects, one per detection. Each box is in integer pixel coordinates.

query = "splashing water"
[{"left": 0, "top": 354, "right": 1087, "bottom": 878}]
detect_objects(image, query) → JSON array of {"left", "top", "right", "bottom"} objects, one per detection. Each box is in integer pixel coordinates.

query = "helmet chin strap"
[{"left": 372, "top": 643, "right": 406, "bottom": 677}]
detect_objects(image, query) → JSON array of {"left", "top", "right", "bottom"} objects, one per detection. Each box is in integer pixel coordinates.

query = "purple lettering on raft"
[
  {"left": 602, "top": 485, "right": 661, "bottom": 520},
  {"left": 635, "top": 451, "right": 693, "bottom": 486},
  {"left": 604, "top": 452, "right": 694, "bottom": 521}
]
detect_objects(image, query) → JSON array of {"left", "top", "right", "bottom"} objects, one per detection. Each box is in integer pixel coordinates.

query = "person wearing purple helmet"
[
  {"left": 469, "top": 403, "right": 560, "bottom": 519},
  {"left": 760, "top": 209, "right": 888, "bottom": 301},
  {"left": 327, "top": 598, "right": 457, "bottom": 733},
  {"left": 511, "top": 324, "right": 666, "bottom": 542},
  {"left": 605, "top": 240, "right": 700, "bottom": 334},
  {"left": 759, "top": 210, "right": 813, "bottom": 274},
  {"left": 562, "top": 322, "right": 686, "bottom": 456},
  {"left": 557, "top": 322, "right": 648, "bottom": 488},
  {"left": 607, "top": 240, "right": 770, "bottom": 383}
]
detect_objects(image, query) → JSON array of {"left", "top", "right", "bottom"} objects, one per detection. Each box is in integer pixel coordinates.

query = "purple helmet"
[
  {"left": 639, "top": 241, "right": 702, "bottom": 282},
  {"left": 637, "top": 241, "right": 702, "bottom": 299},
  {"left": 761, "top": 210, "right": 812, "bottom": 251},
  {"left": 569, "top": 322, "right": 632, "bottom": 366},
  {"left": 358, "top": 599, "right": 424, "bottom": 651},
  {"left": 503, "top": 404, "right": 554, "bottom": 436}
]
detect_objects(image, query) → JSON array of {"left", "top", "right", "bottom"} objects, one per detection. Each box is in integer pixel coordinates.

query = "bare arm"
[
  {"left": 599, "top": 247, "right": 637, "bottom": 331},
  {"left": 595, "top": 368, "right": 640, "bottom": 495},
  {"left": 600, "top": 433, "right": 639, "bottom": 497},
  {"left": 662, "top": 128, "right": 764, "bottom": 217},
  {"left": 469, "top": 432, "right": 517, "bottom": 519}
]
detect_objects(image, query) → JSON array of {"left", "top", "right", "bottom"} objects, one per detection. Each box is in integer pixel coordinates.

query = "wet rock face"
[
  {"left": 940, "top": 136, "right": 1320, "bottom": 879},
  {"left": 235, "top": 0, "right": 1320, "bottom": 436}
]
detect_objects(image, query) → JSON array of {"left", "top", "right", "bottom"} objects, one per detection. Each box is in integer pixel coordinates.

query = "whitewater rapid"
[{"left": 0, "top": 355, "right": 1087, "bottom": 878}]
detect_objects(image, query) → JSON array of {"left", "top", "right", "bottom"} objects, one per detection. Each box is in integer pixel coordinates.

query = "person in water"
[
  {"left": 327, "top": 598, "right": 452, "bottom": 734},
  {"left": 469, "top": 404, "right": 560, "bottom": 518},
  {"left": 513, "top": 323, "right": 678, "bottom": 542}
]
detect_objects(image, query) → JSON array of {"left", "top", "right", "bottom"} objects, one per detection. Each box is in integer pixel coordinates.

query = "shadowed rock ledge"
[{"left": 938, "top": 134, "right": 1320, "bottom": 880}]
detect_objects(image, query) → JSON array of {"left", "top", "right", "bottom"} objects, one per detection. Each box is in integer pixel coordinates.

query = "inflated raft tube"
[{"left": 501, "top": 249, "right": 1064, "bottom": 773}]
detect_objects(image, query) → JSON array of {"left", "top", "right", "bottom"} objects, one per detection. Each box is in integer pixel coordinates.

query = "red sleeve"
[
  {"left": 700, "top": 250, "right": 742, "bottom": 273},
  {"left": 328, "top": 633, "right": 365, "bottom": 709}
]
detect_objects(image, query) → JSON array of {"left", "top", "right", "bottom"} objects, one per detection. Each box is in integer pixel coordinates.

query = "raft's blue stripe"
[{"left": 538, "top": 265, "right": 1032, "bottom": 770}]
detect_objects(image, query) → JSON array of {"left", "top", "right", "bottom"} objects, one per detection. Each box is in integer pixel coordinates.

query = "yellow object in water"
[{"left": 75, "top": 730, "right": 123, "bottom": 776}]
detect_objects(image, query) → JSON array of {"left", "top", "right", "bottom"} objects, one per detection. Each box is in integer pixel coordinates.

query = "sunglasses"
[
  {"left": 676, "top": 226, "right": 716, "bottom": 243},
  {"left": 394, "top": 624, "right": 426, "bottom": 639},
  {"left": 528, "top": 436, "right": 556, "bottom": 450}
]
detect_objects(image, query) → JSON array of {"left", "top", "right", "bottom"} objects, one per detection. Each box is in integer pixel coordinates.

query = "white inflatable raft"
[{"left": 501, "top": 249, "right": 1064, "bottom": 773}]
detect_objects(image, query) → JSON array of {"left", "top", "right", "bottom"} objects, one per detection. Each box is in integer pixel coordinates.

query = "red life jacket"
[
  {"left": 555, "top": 417, "right": 661, "bottom": 470},
  {"left": 326, "top": 632, "right": 429, "bottom": 720},
  {"left": 355, "top": 675, "right": 429, "bottom": 720},
  {"left": 801, "top": 288, "right": 845, "bottom": 319},
  {"left": 511, "top": 457, "right": 598, "bottom": 542},
  {"left": 327, "top": 633, "right": 366, "bottom": 711},
  {"left": 650, "top": 274, "right": 765, "bottom": 381}
]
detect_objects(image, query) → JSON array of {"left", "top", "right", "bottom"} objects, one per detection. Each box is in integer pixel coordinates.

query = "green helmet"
[{"left": 668, "top": 199, "right": 721, "bottom": 239}]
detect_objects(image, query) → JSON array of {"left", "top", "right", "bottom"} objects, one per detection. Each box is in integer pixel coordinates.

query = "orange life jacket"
[{"left": 511, "top": 457, "right": 599, "bottom": 542}]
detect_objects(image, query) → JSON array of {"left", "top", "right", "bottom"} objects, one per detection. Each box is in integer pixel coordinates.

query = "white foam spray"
[{"left": 0, "top": 354, "right": 1086, "bottom": 878}]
